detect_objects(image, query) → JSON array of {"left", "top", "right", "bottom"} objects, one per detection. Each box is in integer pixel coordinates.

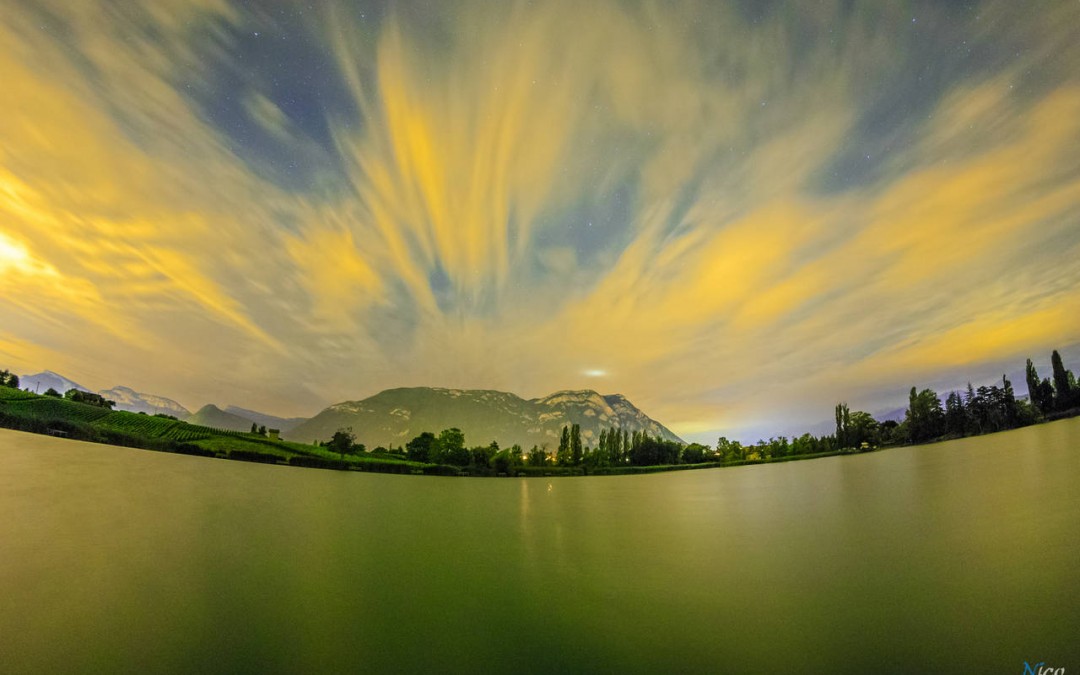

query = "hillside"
[
  {"left": 0, "top": 385, "right": 414, "bottom": 472},
  {"left": 188, "top": 404, "right": 255, "bottom": 432},
  {"left": 285, "top": 387, "right": 683, "bottom": 449}
]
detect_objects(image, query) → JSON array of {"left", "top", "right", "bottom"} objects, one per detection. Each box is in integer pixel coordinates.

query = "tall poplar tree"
[
  {"left": 556, "top": 425, "right": 571, "bottom": 465},
  {"left": 835, "top": 403, "right": 850, "bottom": 448},
  {"left": 1026, "top": 359, "right": 1053, "bottom": 412},
  {"left": 570, "top": 424, "right": 583, "bottom": 465},
  {"left": 1051, "top": 350, "right": 1073, "bottom": 411}
]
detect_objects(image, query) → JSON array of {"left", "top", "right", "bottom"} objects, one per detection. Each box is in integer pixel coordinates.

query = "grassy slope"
[{"left": 0, "top": 387, "right": 423, "bottom": 471}]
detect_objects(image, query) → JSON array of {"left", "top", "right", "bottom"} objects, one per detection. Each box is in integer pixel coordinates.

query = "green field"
[
  {"left": 13, "top": 396, "right": 114, "bottom": 423},
  {"left": 0, "top": 387, "right": 425, "bottom": 472}
]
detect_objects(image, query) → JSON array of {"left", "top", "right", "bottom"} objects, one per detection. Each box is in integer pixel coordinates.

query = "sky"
[{"left": 1, "top": 0, "right": 1079, "bottom": 444}]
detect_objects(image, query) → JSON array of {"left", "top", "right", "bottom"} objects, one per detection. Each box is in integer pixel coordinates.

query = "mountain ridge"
[
  {"left": 20, "top": 371, "right": 90, "bottom": 395},
  {"left": 100, "top": 385, "right": 191, "bottom": 419},
  {"left": 188, "top": 404, "right": 257, "bottom": 432},
  {"left": 285, "top": 386, "right": 683, "bottom": 449}
]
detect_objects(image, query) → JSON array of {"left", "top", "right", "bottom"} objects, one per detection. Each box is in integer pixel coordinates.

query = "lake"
[{"left": 1, "top": 420, "right": 1078, "bottom": 673}]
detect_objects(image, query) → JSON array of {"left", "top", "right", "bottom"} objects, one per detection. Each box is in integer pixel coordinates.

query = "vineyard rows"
[
  {"left": 1, "top": 390, "right": 299, "bottom": 452},
  {"left": 96, "top": 412, "right": 179, "bottom": 437},
  {"left": 0, "top": 388, "right": 38, "bottom": 401},
  {"left": 16, "top": 398, "right": 113, "bottom": 423},
  {"left": 160, "top": 425, "right": 213, "bottom": 442}
]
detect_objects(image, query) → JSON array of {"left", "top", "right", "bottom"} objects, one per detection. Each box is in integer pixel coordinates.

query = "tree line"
[
  {"left": 714, "top": 348, "right": 1077, "bottom": 458},
  {"left": 322, "top": 348, "right": 1079, "bottom": 472},
  {"left": 833, "top": 348, "right": 1077, "bottom": 449},
  {"left": 4, "top": 347, "right": 1076, "bottom": 476}
]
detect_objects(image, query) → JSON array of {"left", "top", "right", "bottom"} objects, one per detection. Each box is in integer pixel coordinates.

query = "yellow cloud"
[
  {"left": 1, "top": 0, "right": 1078, "bottom": 439},
  {"left": 879, "top": 302, "right": 1080, "bottom": 375},
  {"left": 286, "top": 225, "right": 384, "bottom": 332}
]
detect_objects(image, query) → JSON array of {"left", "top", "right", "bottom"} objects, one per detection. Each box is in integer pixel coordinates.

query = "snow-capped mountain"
[
  {"left": 99, "top": 386, "right": 191, "bottom": 419},
  {"left": 529, "top": 390, "right": 682, "bottom": 445},
  {"left": 20, "top": 371, "right": 90, "bottom": 395}
]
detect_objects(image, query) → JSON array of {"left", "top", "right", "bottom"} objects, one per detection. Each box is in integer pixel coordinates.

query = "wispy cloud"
[{"left": 1, "top": 0, "right": 1077, "bottom": 441}]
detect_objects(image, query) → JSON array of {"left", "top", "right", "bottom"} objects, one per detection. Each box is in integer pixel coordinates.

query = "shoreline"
[{"left": 1, "top": 411, "right": 1076, "bottom": 478}]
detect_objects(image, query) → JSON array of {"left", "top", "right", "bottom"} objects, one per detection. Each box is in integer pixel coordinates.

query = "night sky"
[{"left": 2, "top": 0, "right": 1078, "bottom": 443}]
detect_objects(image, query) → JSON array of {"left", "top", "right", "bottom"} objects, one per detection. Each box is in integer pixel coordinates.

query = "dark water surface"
[{"left": 1, "top": 421, "right": 1078, "bottom": 673}]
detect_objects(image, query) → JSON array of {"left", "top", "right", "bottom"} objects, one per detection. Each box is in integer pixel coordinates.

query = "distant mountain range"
[
  {"left": 187, "top": 404, "right": 309, "bottom": 433},
  {"left": 21, "top": 373, "right": 192, "bottom": 418},
  {"left": 285, "top": 387, "right": 683, "bottom": 450},
  {"left": 99, "top": 386, "right": 191, "bottom": 419},
  {"left": 18, "top": 371, "right": 680, "bottom": 449}
]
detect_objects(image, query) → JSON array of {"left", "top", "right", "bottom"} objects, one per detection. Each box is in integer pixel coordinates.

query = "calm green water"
[{"left": 1, "top": 421, "right": 1078, "bottom": 673}]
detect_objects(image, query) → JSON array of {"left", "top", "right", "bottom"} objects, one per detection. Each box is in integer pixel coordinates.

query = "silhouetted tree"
[
  {"left": 250, "top": 422, "right": 258, "bottom": 434},
  {"left": 681, "top": 443, "right": 710, "bottom": 464},
  {"left": 435, "top": 427, "right": 468, "bottom": 466},
  {"left": 716, "top": 436, "right": 744, "bottom": 462},
  {"left": 556, "top": 425, "right": 572, "bottom": 466},
  {"left": 1051, "top": 350, "right": 1075, "bottom": 411},
  {"left": 791, "top": 433, "right": 824, "bottom": 455},
  {"left": 43, "top": 387, "right": 61, "bottom": 398},
  {"left": 944, "top": 391, "right": 967, "bottom": 436},
  {"left": 527, "top": 445, "right": 548, "bottom": 467},
  {"left": 570, "top": 424, "right": 583, "bottom": 465},
  {"left": 406, "top": 431, "right": 436, "bottom": 463},
  {"left": 327, "top": 427, "right": 356, "bottom": 461},
  {"left": 584, "top": 439, "right": 610, "bottom": 468},
  {"left": 1002, "top": 374, "right": 1019, "bottom": 428},
  {"left": 835, "top": 403, "right": 850, "bottom": 448},
  {"left": 906, "top": 387, "right": 944, "bottom": 443},
  {"left": 848, "top": 411, "right": 878, "bottom": 449},
  {"left": 470, "top": 441, "right": 498, "bottom": 469},
  {"left": 1026, "top": 359, "right": 1054, "bottom": 413},
  {"left": 609, "top": 428, "right": 624, "bottom": 464}
]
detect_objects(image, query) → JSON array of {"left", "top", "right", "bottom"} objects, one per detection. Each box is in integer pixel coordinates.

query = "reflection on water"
[{"left": 1, "top": 420, "right": 1078, "bottom": 672}]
